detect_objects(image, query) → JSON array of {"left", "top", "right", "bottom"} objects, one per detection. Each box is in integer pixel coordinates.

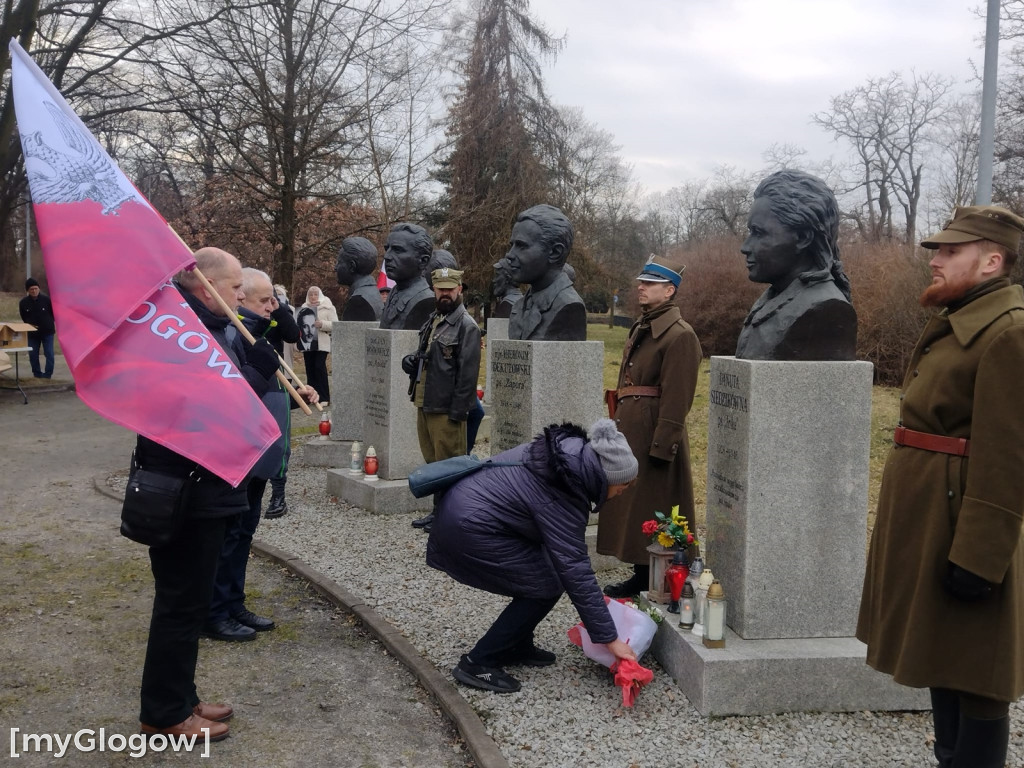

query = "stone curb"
[
  {"left": 91, "top": 474, "right": 508, "bottom": 768},
  {"left": 252, "top": 540, "right": 510, "bottom": 768}
]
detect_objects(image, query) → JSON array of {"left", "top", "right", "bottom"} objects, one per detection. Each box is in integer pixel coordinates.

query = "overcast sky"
[{"left": 527, "top": 0, "right": 989, "bottom": 193}]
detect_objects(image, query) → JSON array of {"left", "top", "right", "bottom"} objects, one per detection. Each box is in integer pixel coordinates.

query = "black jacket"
[
  {"left": 19, "top": 292, "right": 55, "bottom": 335},
  {"left": 411, "top": 302, "right": 481, "bottom": 421}
]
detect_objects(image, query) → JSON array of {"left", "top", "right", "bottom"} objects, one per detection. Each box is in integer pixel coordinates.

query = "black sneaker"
[
  {"left": 502, "top": 644, "right": 556, "bottom": 668},
  {"left": 451, "top": 655, "right": 521, "bottom": 693},
  {"left": 264, "top": 494, "right": 288, "bottom": 519},
  {"left": 411, "top": 512, "right": 435, "bottom": 529}
]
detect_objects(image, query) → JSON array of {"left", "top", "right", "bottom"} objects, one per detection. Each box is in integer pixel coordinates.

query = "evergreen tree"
[{"left": 440, "top": 0, "right": 562, "bottom": 300}]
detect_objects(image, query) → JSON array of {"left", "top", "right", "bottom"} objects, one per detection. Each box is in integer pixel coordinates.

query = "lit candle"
[{"left": 702, "top": 580, "right": 726, "bottom": 649}]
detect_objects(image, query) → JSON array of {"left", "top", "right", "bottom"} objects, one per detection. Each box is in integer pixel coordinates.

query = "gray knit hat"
[{"left": 589, "top": 419, "right": 638, "bottom": 485}]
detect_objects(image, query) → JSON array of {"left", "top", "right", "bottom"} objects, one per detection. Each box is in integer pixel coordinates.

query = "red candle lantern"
[
  {"left": 318, "top": 411, "right": 331, "bottom": 437},
  {"left": 363, "top": 446, "right": 379, "bottom": 480},
  {"left": 664, "top": 550, "right": 689, "bottom": 613}
]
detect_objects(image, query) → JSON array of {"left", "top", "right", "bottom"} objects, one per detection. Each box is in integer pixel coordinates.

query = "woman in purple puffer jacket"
[{"left": 427, "top": 419, "right": 639, "bottom": 693}]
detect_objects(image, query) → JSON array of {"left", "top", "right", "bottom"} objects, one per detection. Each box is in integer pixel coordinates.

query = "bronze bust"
[
  {"left": 735, "top": 170, "right": 857, "bottom": 361},
  {"left": 506, "top": 204, "right": 587, "bottom": 341},
  {"left": 491, "top": 258, "right": 522, "bottom": 319},
  {"left": 336, "top": 236, "right": 384, "bottom": 321},
  {"left": 379, "top": 223, "right": 435, "bottom": 330}
]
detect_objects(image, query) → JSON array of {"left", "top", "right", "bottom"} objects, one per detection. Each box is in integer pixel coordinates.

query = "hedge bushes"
[{"left": 671, "top": 237, "right": 933, "bottom": 386}]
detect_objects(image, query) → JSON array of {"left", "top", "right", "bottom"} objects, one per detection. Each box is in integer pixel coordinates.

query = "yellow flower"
[
  {"left": 670, "top": 505, "right": 684, "bottom": 526},
  {"left": 657, "top": 532, "right": 675, "bottom": 548}
]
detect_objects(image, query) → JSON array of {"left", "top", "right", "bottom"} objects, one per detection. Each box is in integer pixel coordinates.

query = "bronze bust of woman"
[{"left": 735, "top": 170, "right": 857, "bottom": 361}]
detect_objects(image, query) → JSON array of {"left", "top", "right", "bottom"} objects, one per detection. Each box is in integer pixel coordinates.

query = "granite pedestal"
[
  {"left": 331, "top": 321, "right": 378, "bottom": 442},
  {"left": 489, "top": 340, "right": 604, "bottom": 453},
  {"left": 648, "top": 357, "right": 927, "bottom": 715},
  {"left": 705, "top": 357, "right": 872, "bottom": 639},
  {"left": 483, "top": 318, "right": 509, "bottom": 408},
  {"left": 363, "top": 329, "right": 422, "bottom": 480}
]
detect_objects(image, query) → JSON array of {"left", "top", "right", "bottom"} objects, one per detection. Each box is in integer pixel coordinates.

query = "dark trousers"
[
  {"left": 930, "top": 687, "right": 1010, "bottom": 768},
  {"left": 466, "top": 397, "right": 484, "bottom": 453},
  {"left": 209, "top": 480, "right": 264, "bottom": 622},
  {"left": 303, "top": 350, "right": 330, "bottom": 403},
  {"left": 140, "top": 516, "right": 227, "bottom": 727},
  {"left": 469, "top": 595, "right": 561, "bottom": 667},
  {"left": 27, "top": 331, "right": 54, "bottom": 378}
]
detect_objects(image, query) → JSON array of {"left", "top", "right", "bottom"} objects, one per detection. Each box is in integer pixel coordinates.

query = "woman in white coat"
[{"left": 298, "top": 286, "right": 337, "bottom": 403}]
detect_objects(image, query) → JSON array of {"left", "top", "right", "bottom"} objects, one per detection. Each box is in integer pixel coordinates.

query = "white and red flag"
[
  {"left": 9, "top": 40, "right": 279, "bottom": 486},
  {"left": 376, "top": 260, "right": 395, "bottom": 290}
]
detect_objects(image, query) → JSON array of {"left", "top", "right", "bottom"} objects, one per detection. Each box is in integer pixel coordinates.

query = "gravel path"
[{"left": 259, "top": 461, "right": 1024, "bottom": 768}]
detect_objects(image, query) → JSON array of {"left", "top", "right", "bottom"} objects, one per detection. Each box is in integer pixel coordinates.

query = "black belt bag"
[{"left": 120, "top": 451, "right": 198, "bottom": 547}]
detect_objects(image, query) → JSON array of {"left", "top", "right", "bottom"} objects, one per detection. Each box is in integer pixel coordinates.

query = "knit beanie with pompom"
[{"left": 588, "top": 418, "right": 638, "bottom": 485}]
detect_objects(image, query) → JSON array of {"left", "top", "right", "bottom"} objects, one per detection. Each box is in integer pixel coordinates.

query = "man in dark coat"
[
  {"left": 857, "top": 205, "right": 1024, "bottom": 768},
  {"left": 506, "top": 204, "right": 587, "bottom": 341},
  {"left": 136, "top": 247, "right": 281, "bottom": 742},
  {"left": 427, "top": 420, "right": 639, "bottom": 693},
  {"left": 336, "top": 236, "right": 384, "bottom": 321},
  {"left": 407, "top": 267, "right": 481, "bottom": 531},
  {"left": 203, "top": 268, "right": 318, "bottom": 643},
  {"left": 18, "top": 277, "right": 55, "bottom": 378},
  {"left": 598, "top": 255, "right": 702, "bottom": 598}
]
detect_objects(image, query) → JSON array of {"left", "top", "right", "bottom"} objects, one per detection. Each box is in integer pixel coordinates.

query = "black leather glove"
[
  {"left": 402, "top": 354, "right": 418, "bottom": 375},
  {"left": 943, "top": 563, "right": 994, "bottom": 602},
  {"left": 247, "top": 337, "right": 279, "bottom": 379}
]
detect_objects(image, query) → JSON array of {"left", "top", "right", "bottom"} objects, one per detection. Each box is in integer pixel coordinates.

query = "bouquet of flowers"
[{"left": 641, "top": 505, "right": 698, "bottom": 549}]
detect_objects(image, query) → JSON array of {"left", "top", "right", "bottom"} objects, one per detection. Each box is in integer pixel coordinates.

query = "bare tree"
[
  {"left": 439, "top": 0, "right": 563, "bottom": 294},
  {"left": 813, "top": 71, "right": 952, "bottom": 244},
  {"left": 147, "top": 0, "right": 448, "bottom": 290}
]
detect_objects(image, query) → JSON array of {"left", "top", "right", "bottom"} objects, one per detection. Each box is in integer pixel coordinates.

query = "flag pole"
[{"left": 191, "top": 266, "right": 315, "bottom": 416}]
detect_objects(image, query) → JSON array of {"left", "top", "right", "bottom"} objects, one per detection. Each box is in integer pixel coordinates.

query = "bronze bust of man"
[
  {"left": 735, "top": 170, "right": 857, "bottom": 361},
  {"left": 491, "top": 258, "right": 522, "bottom": 318},
  {"left": 426, "top": 249, "right": 458, "bottom": 280},
  {"left": 506, "top": 204, "right": 587, "bottom": 341},
  {"left": 379, "top": 223, "right": 435, "bottom": 330},
  {"left": 336, "top": 236, "right": 384, "bottom": 321}
]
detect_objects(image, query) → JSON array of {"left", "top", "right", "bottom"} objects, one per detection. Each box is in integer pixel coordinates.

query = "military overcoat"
[
  {"left": 857, "top": 279, "right": 1024, "bottom": 701},
  {"left": 596, "top": 302, "right": 702, "bottom": 564}
]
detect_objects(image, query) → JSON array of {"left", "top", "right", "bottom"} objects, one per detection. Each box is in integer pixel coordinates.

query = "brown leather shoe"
[
  {"left": 141, "top": 713, "right": 229, "bottom": 742},
  {"left": 193, "top": 701, "right": 233, "bottom": 722}
]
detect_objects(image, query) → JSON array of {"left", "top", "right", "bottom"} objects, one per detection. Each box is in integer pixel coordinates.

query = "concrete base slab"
[
  {"left": 327, "top": 469, "right": 432, "bottom": 515},
  {"left": 300, "top": 438, "right": 353, "bottom": 468},
  {"left": 650, "top": 610, "right": 929, "bottom": 716}
]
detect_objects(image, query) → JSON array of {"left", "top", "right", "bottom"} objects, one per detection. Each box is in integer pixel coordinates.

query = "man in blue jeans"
[{"left": 19, "top": 278, "right": 55, "bottom": 378}]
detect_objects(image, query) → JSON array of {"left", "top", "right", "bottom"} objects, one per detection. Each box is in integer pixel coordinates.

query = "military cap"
[
  {"left": 921, "top": 205, "right": 1024, "bottom": 253},
  {"left": 431, "top": 267, "right": 463, "bottom": 289},
  {"left": 636, "top": 254, "right": 685, "bottom": 287}
]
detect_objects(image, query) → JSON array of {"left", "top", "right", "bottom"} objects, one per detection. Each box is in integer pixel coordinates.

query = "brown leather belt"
[
  {"left": 893, "top": 426, "right": 970, "bottom": 457},
  {"left": 617, "top": 386, "right": 661, "bottom": 399}
]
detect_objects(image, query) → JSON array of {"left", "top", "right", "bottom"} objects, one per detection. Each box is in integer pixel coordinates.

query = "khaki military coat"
[
  {"left": 857, "top": 279, "right": 1024, "bottom": 701},
  {"left": 596, "top": 301, "right": 702, "bottom": 564}
]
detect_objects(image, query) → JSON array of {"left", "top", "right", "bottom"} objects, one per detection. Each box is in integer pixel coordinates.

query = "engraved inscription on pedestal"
[
  {"left": 365, "top": 333, "right": 390, "bottom": 432},
  {"left": 706, "top": 363, "right": 752, "bottom": 623},
  {"left": 491, "top": 343, "right": 533, "bottom": 452}
]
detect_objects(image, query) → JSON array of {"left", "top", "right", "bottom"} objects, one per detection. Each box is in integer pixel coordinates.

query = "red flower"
[
  {"left": 686, "top": 533, "right": 694, "bottom": 543},
  {"left": 641, "top": 520, "right": 660, "bottom": 536}
]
